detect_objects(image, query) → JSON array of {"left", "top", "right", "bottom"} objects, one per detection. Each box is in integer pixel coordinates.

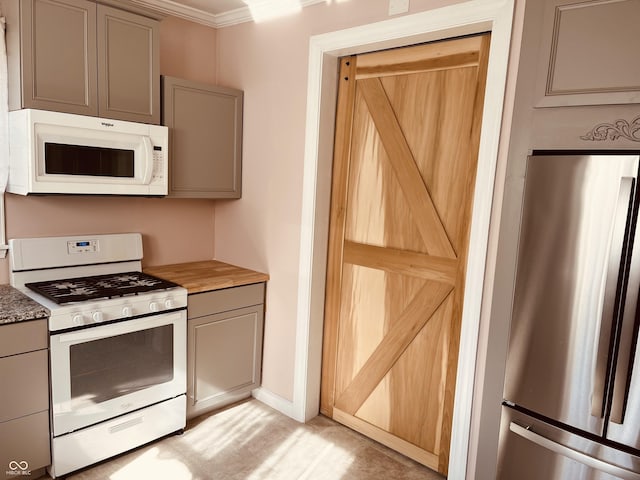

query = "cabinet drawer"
[
  {"left": 0, "top": 410, "right": 50, "bottom": 479},
  {"left": 0, "top": 319, "right": 47, "bottom": 358},
  {"left": 188, "top": 283, "right": 265, "bottom": 319},
  {"left": 0, "top": 349, "right": 48, "bottom": 422}
]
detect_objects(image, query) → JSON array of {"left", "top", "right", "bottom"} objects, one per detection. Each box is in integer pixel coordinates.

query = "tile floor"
[{"left": 47, "top": 399, "right": 445, "bottom": 480}]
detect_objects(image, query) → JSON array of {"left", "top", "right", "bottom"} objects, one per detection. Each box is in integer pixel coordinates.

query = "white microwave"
[{"left": 7, "top": 109, "right": 169, "bottom": 195}]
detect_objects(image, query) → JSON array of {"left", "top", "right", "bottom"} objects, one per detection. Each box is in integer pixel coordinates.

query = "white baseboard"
[{"left": 251, "top": 387, "right": 299, "bottom": 421}]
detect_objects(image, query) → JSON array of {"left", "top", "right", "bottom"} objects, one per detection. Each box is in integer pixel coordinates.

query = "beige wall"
[
  {"left": 0, "top": 15, "right": 219, "bottom": 284},
  {"left": 160, "top": 15, "right": 217, "bottom": 84},
  {"left": 213, "top": 0, "right": 468, "bottom": 401}
]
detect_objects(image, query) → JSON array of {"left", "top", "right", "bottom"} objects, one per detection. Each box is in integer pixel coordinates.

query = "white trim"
[
  {"left": 127, "top": 0, "right": 327, "bottom": 28},
  {"left": 251, "top": 387, "right": 296, "bottom": 418},
  {"left": 295, "top": 1, "right": 514, "bottom": 478}
]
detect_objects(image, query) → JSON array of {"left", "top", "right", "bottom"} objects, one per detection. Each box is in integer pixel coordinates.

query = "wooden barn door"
[{"left": 320, "top": 33, "right": 490, "bottom": 476}]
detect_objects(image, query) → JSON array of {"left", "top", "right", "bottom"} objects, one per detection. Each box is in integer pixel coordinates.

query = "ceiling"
[{"left": 127, "top": 0, "right": 327, "bottom": 28}]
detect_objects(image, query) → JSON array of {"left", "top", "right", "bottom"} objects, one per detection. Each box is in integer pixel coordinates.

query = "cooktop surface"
[{"left": 25, "top": 271, "right": 179, "bottom": 305}]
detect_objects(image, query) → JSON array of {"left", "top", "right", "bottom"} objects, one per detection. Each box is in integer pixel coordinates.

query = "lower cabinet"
[
  {"left": 187, "top": 283, "right": 265, "bottom": 419},
  {"left": 0, "top": 319, "right": 50, "bottom": 479}
]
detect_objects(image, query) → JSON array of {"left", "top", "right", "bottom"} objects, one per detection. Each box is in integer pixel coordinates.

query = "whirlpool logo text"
[{"left": 6, "top": 460, "right": 30, "bottom": 476}]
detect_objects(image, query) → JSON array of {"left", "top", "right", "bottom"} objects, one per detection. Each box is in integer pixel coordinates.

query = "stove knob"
[
  {"left": 122, "top": 306, "right": 133, "bottom": 317},
  {"left": 72, "top": 314, "right": 83, "bottom": 326},
  {"left": 165, "top": 299, "right": 174, "bottom": 309},
  {"left": 149, "top": 301, "right": 159, "bottom": 312},
  {"left": 92, "top": 311, "right": 104, "bottom": 323}
]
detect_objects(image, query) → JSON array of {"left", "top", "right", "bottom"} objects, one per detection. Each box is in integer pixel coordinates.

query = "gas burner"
[
  {"left": 26, "top": 272, "right": 180, "bottom": 305},
  {"left": 55, "top": 281, "right": 82, "bottom": 290},
  {"left": 68, "top": 287, "right": 98, "bottom": 296}
]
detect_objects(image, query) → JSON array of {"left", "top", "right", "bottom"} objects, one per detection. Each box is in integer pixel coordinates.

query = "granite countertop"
[
  {"left": 0, "top": 284, "right": 49, "bottom": 325},
  {"left": 145, "top": 260, "right": 269, "bottom": 295}
]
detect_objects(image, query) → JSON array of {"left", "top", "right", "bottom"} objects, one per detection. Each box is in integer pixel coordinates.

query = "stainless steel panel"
[
  {"left": 593, "top": 176, "right": 633, "bottom": 418},
  {"left": 498, "top": 407, "right": 640, "bottom": 480},
  {"left": 504, "top": 154, "right": 639, "bottom": 435}
]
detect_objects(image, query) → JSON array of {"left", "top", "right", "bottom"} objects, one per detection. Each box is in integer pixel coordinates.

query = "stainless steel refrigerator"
[{"left": 498, "top": 153, "right": 640, "bottom": 479}]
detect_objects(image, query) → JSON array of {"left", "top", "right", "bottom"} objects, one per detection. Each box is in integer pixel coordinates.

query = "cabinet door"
[
  {"left": 97, "top": 5, "right": 160, "bottom": 124},
  {"left": 534, "top": 0, "right": 640, "bottom": 107},
  {"left": 0, "top": 411, "right": 50, "bottom": 480},
  {"left": 187, "top": 305, "right": 263, "bottom": 418},
  {"left": 0, "top": 350, "right": 49, "bottom": 422},
  {"left": 163, "top": 76, "right": 243, "bottom": 198},
  {"left": 20, "top": 0, "right": 98, "bottom": 116}
]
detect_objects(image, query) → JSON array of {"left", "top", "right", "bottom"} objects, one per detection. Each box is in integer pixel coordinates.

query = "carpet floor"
[{"left": 49, "top": 399, "right": 446, "bottom": 480}]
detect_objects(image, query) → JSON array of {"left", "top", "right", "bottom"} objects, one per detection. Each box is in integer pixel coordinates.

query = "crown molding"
[{"left": 127, "top": 0, "right": 327, "bottom": 28}]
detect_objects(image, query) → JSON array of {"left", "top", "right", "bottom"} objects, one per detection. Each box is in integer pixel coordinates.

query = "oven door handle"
[{"left": 55, "top": 313, "right": 179, "bottom": 344}]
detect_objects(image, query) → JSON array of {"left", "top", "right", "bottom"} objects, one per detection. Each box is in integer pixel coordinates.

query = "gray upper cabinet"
[
  {"left": 534, "top": 0, "right": 640, "bottom": 107},
  {"left": 2, "top": 0, "right": 160, "bottom": 124},
  {"left": 162, "top": 76, "right": 243, "bottom": 198},
  {"left": 5, "top": 0, "right": 98, "bottom": 116},
  {"left": 97, "top": 4, "right": 159, "bottom": 123}
]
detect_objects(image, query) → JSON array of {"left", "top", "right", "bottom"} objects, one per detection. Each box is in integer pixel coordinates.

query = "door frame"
[{"left": 258, "top": 1, "right": 514, "bottom": 478}]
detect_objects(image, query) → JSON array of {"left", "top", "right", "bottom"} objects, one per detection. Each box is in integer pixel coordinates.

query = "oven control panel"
[{"left": 53, "top": 289, "right": 188, "bottom": 330}]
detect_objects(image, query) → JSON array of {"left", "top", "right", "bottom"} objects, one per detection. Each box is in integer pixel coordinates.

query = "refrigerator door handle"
[
  {"left": 611, "top": 181, "right": 640, "bottom": 425},
  {"left": 592, "top": 177, "right": 635, "bottom": 418},
  {"left": 510, "top": 422, "right": 640, "bottom": 480}
]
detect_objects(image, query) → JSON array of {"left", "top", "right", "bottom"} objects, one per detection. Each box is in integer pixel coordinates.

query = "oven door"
[{"left": 50, "top": 311, "right": 186, "bottom": 436}]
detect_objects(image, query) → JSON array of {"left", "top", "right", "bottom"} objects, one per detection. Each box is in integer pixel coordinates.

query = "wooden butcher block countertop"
[{"left": 145, "top": 260, "right": 269, "bottom": 295}]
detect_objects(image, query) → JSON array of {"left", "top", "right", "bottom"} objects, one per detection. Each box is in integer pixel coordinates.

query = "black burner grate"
[{"left": 26, "top": 271, "right": 180, "bottom": 305}]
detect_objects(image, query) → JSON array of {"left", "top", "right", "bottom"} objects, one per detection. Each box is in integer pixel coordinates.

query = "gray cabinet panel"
[
  {"left": 0, "top": 319, "right": 50, "bottom": 476},
  {"left": 535, "top": 0, "right": 640, "bottom": 107},
  {"left": 0, "top": 319, "right": 47, "bottom": 357},
  {"left": 0, "top": 411, "right": 50, "bottom": 480},
  {"left": 97, "top": 5, "right": 159, "bottom": 124},
  {"left": 186, "top": 283, "right": 265, "bottom": 419},
  {"left": 20, "top": 0, "right": 98, "bottom": 115},
  {"left": 188, "top": 283, "right": 265, "bottom": 319},
  {"left": 2, "top": 0, "right": 159, "bottom": 123},
  {"left": 162, "top": 76, "right": 243, "bottom": 198},
  {"left": 188, "top": 305, "right": 264, "bottom": 418},
  {"left": 0, "top": 349, "right": 48, "bottom": 423}
]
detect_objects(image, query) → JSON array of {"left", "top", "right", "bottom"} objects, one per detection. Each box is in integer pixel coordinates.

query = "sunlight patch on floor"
[
  {"left": 246, "top": 426, "right": 355, "bottom": 479},
  {"left": 109, "top": 447, "right": 192, "bottom": 480},
  {"left": 184, "top": 403, "right": 272, "bottom": 460}
]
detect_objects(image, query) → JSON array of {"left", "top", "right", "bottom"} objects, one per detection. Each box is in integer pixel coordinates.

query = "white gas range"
[{"left": 9, "top": 233, "right": 188, "bottom": 478}]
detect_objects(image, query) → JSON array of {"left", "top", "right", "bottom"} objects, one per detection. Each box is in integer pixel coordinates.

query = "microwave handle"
[{"left": 141, "top": 136, "right": 154, "bottom": 185}]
